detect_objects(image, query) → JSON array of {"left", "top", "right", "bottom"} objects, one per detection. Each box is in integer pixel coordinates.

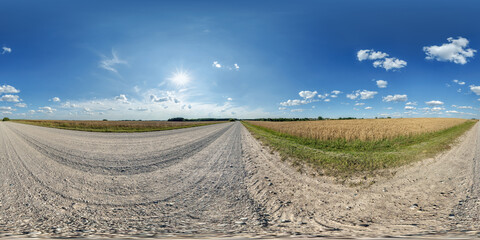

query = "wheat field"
[{"left": 247, "top": 118, "right": 469, "bottom": 141}]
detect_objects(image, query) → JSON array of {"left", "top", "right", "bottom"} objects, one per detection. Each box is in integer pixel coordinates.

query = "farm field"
[
  {"left": 243, "top": 118, "right": 477, "bottom": 177},
  {"left": 12, "top": 119, "right": 225, "bottom": 132}
]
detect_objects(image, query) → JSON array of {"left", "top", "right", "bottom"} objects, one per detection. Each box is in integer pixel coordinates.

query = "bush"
[{"left": 2, "top": 117, "right": 10, "bottom": 121}]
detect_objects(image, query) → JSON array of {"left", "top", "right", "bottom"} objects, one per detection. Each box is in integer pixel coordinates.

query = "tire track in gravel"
[{"left": 0, "top": 121, "right": 264, "bottom": 236}]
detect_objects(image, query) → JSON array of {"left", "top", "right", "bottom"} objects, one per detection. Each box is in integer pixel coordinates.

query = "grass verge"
[
  {"left": 12, "top": 120, "right": 225, "bottom": 133},
  {"left": 243, "top": 120, "right": 477, "bottom": 178}
]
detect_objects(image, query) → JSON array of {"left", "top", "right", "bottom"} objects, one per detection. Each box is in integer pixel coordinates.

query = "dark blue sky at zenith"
[{"left": 1, "top": 0, "right": 480, "bottom": 119}]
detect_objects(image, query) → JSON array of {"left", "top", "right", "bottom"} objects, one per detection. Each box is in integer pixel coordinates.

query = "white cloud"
[
  {"left": 456, "top": 105, "right": 473, "bottom": 109},
  {"left": 0, "top": 94, "right": 20, "bottom": 102},
  {"left": 114, "top": 94, "right": 128, "bottom": 102},
  {"left": 317, "top": 93, "right": 329, "bottom": 99},
  {"left": 212, "top": 61, "right": 222, "bottom": 68},
  {"left": 426, "top": 100, "right": 444, "bottom": 106},
  {"left": 386, "top": 107, "right": 393, "bottom": 110},
  {"left": 423, "top": 37, "right": 476, "bottom": 64},
  {"left": 38, "top": 106, "right": 55, "bottom": 113},
  {"left": 14, "top": 103, "right": 26, "bottom": 108},
  {"left": 347, "top": 90, "right": 378, "bottom": 100},
  {"left": 227, "top": 97, "right": 233, "bottom": 101},
  {"left": 324, "top": 99, "right": 330, "bottom": 102},
  {"left": 357, "top": 49, "right": 389, "bottom": 61},
  {"left": 278, "top": 107, "right": 286, "bottom": 110},
  {"left": 365, "top": 106, "right": 372, "bottom": 110},
  {"left": 330, "top": 95, "right": 337, "bottom": 98},
  {"left": 0, "top": 85, "right": 20, "bottom": 94},
  {"left": 358, "top": 49, "right": 406, "bottom": 71},
  {"left": 280, "top": 99, "right": 309, "bottom": 106},
  {"left": 50, "top": 97, "right": 60, "bottom": 102},
  {"left": 234, "top": 63, "right": 240, "bottom": 70},
  {"left": 0, "top": 106, "right": 13, "bottom": 111},
  {"left": 373, "top": 57, "right": 407, "bottom": 71},
  {"left": 355, "top": 102, "right": 365, "bottom": 106},
  {"left": 99, "top": 50, "right": 127, "bottom": 73},
  {"left": 404, "top": 106, "right": 416, "bottom": 110},
  {"left": 291, "top": 109, "right": 304, "bottom": 112},
  {"left": 453, "top": 79, "right": 466, "bottom": 85},
  {"left": 431, "top": 106, "right": 445, "bottom": 111},
  {"left": 446, "top": 110, "right": 459, "bottom": 114},
  {"left": 299, "top": 90, "right": 318, "bottom": 99},
  {"left": 376, "top": 80, "right": 388, "bottom": 88},
  {"left": 1, "top": 46, "right": 11, "bottom": 54},
  {"left": 382, "top": 94, "right": 408, "bottom": 102},
  {"left": 331, "top": 90, "right": 341, "bottom": 95},
  {"left": 470, "top": 85, "right": 480, "bottom": 95},
  {"left": 150, "top": 94, "right": 169, "bottom": 103},
  {"left": 406, "top": 101, "right": 417, "bottom": 106}
]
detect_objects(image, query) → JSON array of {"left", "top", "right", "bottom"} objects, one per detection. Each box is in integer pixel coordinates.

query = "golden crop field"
[
  {"left": 13, "top": 120, "right": 224, "bottom": 132},
  {"left": 247, "top": 118, "right": 469, "bottom": 141}
]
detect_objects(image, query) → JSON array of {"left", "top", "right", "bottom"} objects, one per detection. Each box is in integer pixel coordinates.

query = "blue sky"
[{"left": 1, "top": 0, "right": 480, "bottom": 120}]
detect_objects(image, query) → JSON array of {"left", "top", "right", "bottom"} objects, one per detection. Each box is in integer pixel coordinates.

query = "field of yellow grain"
[{"left": 247, "top": 118, "right": 468, "bottom": 141}]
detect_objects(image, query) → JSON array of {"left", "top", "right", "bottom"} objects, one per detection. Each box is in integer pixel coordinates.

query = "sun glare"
[{"left": 169, "top": 69, "right": 191, "bottom": 86}]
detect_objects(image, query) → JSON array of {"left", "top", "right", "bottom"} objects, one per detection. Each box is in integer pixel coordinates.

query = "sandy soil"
[{"left": 0, "top": 121, "right": 479, "bottom": 238}]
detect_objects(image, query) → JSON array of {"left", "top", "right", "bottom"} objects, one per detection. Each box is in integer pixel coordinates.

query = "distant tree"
[
  {"left": 102, "top": 119, "right": 108, "bottom": 121},
  {"left": 318, "top": 116, "right": 324, "bottom": 120},
  {"left": 168, "top": 117, "right": 185, "bottom": 122},
  {"left": 2, "top": 117, "right": 10, "bottom": 121}
]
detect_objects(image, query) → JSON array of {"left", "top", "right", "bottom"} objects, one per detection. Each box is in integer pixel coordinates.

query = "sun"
[{"left": 169, "top": 69, "right": 191, "bottom": 87}]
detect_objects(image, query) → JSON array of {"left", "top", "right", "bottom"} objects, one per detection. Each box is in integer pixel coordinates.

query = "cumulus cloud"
[
  {"left": 406, "top": 102, "right": 417, "bottom": 106},
  {"left": 280, "top": 99, "right": 309, "bottom": 106},
  {"left": 357, "top": 49, "right": 407, "bottom": 71},
  {"left": 376, "top": 80, "right": 388, "bottom": 88},
  {"left": 0, "top": 106, "right": 13, "bottom": 111},
  {"left": 150, "top": 94, "right": 169, "bottom": 103},
  {"left": 331, "top": 90, "right": 341, "bottom": 95},
  {"left": 227, "top": 97, "right": 233, "bottom": 101},
  {"left": 291, "top": 109, "right": 304, "bottom": 112},
  {"left": 357, "top": 49, "right": 389, "bottom": 61},
  {"left": 99, "top": 50, "right": 127, "bottom": 73},
  {"left": 324, "top": 99, "right": 330, "bottom": 102},
  {"left": 38, "top": 106, "right": 55, "bottom": 113},
  {"left": 382, "top": 94, "right": 408, "bottom": 102},
  {"left": 234, "top": 63, "right": 240, "bottom": 70},
  {"left": 346, "top": 90, "right": 378, "bottom": 100},
  {"left": 0, "top": 94, "right": 20, "bottom": 102},
  {"left": 50, "top": 97, "right": 60, "bottom": 102},
  {"left": 425, "top": 100, "right": 444, "bottom": 106},
  {"left": 0, "top": 85, "right": 20, "bottom": 94},
  {"left": 14, "top": 103, "right": 26, "bottom": 108},
  {"left": 355, "top": 102, "right": 365, "bottom": 106},
  {"left": 278, "top": 107, "right": 286, "bottom": 110},
  {"left": 1, "top": 46, "right": 11, "bottom": 54},
  {"left": 212, "top": 61, "right": 222, "bottom": 68},
  {"left": 299, "top": 90, "right": 317, "bottom": 99},
  {"left": 114, "top": 94, "right": 128, "bottom": 102},
  {"left": 423, "top": 37, "right": 476, "bottom": 64},
  {"left": 470, "top": 85, "right": 480, "bottom": 95},
  {"left": 373, "top": 57, "right": 407, "bottom": 71},
  {"left": 404, "top": 106, "right": 416, "bottom": 110},
  {"left": 453, "top": 79, "right": 466, "bottom": 85},
  {"left": 365, "top": 106, "right": 372, "bottom": 110}
]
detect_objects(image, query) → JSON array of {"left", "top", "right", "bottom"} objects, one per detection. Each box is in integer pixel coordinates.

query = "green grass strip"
[
  {"left": 243, "top": 120, "right": 476, "bottom": 177},
  {"left": 12, "top": 120, "right": 224, "bottom": 133}
]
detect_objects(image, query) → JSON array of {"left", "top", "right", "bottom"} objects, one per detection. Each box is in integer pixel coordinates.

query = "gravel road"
[
  {"left": 0, "top": 121, "right": 264, "bottom": 237},
  {"left": 1, "top": 121, "right": 480, "bottom": 238}
]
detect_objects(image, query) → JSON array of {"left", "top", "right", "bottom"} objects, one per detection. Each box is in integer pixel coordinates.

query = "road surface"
[{"left": 1, "top": 121, "right": 480, "bottom": 238}]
